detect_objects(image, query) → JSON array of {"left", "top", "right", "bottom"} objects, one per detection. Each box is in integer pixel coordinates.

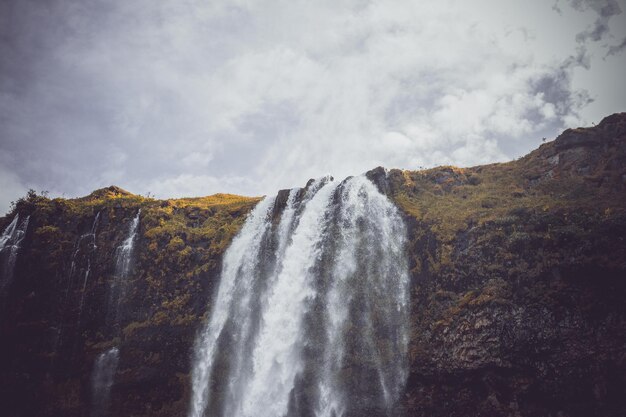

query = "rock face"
[
  {"left": 380, "top": 113, "right": 626, "bottom": 417},
  {"left": 0, "top": 114, "right": 625, "bottom": 417}
]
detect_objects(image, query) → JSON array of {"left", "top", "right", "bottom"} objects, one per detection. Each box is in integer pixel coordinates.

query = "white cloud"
[
  {"left": 0, "top": 164, "right": 27, "bottom": 215},
  {"left": 134, "top": 174, "right": 261, "bottom": 200}
]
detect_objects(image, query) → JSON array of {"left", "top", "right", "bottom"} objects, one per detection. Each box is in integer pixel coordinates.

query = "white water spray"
[
  {"left": 0, "top": 215, "right": 19, "bottom": 251},
  {"left": 189, "top": 175, "right": 409, "bottom": 417},
  {"left": 90, "top": 347, "right": 120, "bottom": 417},
  {"left": 107, "top": 209, "right": 141, "bottom": 325},
  {"left": 189, "top": 196, "right": 275, "bottom": 417},
  {"left": 0, "top": 214, "right": 30, "bottom": 293},
  {"left": 76, "top": 212, "right": 101, "bottom": 325}
]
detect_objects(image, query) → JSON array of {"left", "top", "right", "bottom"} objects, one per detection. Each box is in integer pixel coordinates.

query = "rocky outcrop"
[
  {"left": 381, "top": 113, "right": 626, "bottom": 417},
  {"left": 0, "top": 114, "right": 625, "bottom": 417}
]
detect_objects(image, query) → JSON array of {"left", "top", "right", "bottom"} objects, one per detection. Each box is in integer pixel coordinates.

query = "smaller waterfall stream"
[
  {"left": 76, "top": 212, "right": 101, "bottom": 326},
  {"left": 90, "top": 209, "right": 140, "bottom": 417},
  {"left": 90, "top": 347, "right": 120, "bottom": 417},
  {"left": 107, "top": 209, "right": 141, "bottom": 326},
  {"left": 0, "top": 214, "right": 30, "bottom": 294},
  {"left": 189, "top": 196, "right": 276, "bottom": 417},
  {"left": 51, "top": 212, "right": 102, "bottom": 371},
  {"left": 0, "top": 215, "right": 20, "bottom": 251}
]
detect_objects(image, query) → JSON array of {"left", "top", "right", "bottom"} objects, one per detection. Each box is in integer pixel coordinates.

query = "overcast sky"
[{"left": 1, "top": 0, "right": 625, "bottom": 214}]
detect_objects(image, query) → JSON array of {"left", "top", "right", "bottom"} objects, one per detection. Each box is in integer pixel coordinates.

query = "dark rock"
[{"left": 365, "top": 166, "right": 390, "bottom": 196}]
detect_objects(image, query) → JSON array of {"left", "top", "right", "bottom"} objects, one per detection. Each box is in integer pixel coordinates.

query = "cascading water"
[
  {"left": 0, "top": 214, "right": 30, "bottom": 294},
  {"left": 90, "top": 209, "right": 140, "bottom": 417},
  {"left": 76, "top": 212, "right": 101, "bottom": 325},
  {"left": 0, "top": 215, "right": 19, "bottom": 251},
  {"left": 107, "top": 209, "right": 141, "bottom": 326},
  {"left": 52, "top": 212, "right": 101, "bottom": 368},
  {"left": 189, "top": 175, "right": 409, "bottom": 417},
  {"left": 90, "top": 347, "right": 120, "bottom": 417},
  {"left": 62, "top": 212, "right": 100, "bottom": 309}
]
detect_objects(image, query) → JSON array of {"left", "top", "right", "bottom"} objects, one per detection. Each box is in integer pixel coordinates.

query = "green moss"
[
  {"left": 392, "top": 161, "right": 624, "bottom": 245},
  {"left": 34, "top": 225, "right": 62, "bottom": 242},
  {"left": 123, "top": 320, "right": 151, "bottom": 338},
  {"left": 166, "top": 236, "right": 185, "bottom": 252}
]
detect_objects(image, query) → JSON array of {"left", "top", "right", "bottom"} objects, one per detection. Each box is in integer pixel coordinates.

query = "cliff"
[
  {"left": 374, "top": 112, "right": 626, "bottom": 416},
  {"left": 1, "top": 113, "right": 625, "bottom": 417},
  {"left": 0, "top": 191, "right": 260, "bottom": 416}
]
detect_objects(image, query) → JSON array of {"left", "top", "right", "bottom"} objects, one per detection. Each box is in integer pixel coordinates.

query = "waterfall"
[
  {"left": 90, "top": 347, "right": 120, "bottom": 417},
  {"left": 62, "top": 212, "right": 100, "bottom": 307},
  {"left": 107, "top": 209, "right": 141, "bottom": 326},
  {"left": 189, "top": 175, "right": 409, "bottom": 417},
  {"left": 0, "top": 214, "right": 30, "bottom": 293},
  {"left": 90, "top": 209, "right": 140, "bottom": 417},
  {"left": 52, "top": 212, "right": 101, "bottom": 370},
  {"left": 0, "top": 215, "right": 20, "bottom": 251},
  {"left": 76, "top": 212, "right": 101, "bottom": 325},
  {"left": 189, "top": 196, "right": 276, "bottom": 417}
]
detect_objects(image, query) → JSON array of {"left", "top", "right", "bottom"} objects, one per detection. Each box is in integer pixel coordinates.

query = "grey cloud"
[
  {"left": 521, "top": 63, "right": 591, "bottom": 152},
  {"left": 565, "top": 0, "right": 623, "bottom": 42},
  {"left": 536, "top": 45, "right": 592, "bottom": 110},
  {"left": 526, "top": 45, "right": 594, "bottom": 126},
  {"left": 606, "top": 36, "right": 626, "bottom": 56}
]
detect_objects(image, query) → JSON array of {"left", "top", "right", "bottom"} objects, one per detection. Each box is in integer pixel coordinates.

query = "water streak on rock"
[
  {"left": 0, "top": 214, "right": 30, "bottom": 293},
  {"left": 107, "top": 209, "right": 141, "bottom": 326},
  {"left": 76, "top": 212, "right": 101, "bottom": 326},
  {"left": 90, "top": 209, "right": 141, "bottom": 417},
  {"left": 90, "top": 347, "right": 120, "bottom": 417}
]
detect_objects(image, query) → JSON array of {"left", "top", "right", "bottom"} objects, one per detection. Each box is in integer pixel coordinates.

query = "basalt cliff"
[{"left": 1, "top": 114, "right": 625, "bottom": 417}]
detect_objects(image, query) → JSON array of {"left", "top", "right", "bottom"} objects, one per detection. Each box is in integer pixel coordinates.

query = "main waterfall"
[{"left": 189, "top": 175, "right": 410, "bottom": 417}]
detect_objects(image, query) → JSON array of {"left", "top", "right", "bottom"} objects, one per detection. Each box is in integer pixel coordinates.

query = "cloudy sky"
[{"left": 1, "top": 0, "right": 625, "bottom": 214}]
